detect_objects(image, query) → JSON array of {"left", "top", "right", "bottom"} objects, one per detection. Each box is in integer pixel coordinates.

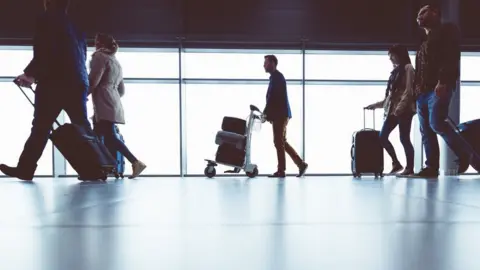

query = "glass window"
[
  {"left": 305, "top": 51, "right": 416, "bottom": 80},
  {"left": 0, "top": 82, "right": 53, "bottom": 175},
  {"left": 183, "top": 50, "right": 303, "bottom": 79},
  {"left": 460, "top": 85, "right": 480, "bottom": 123},
  {"left": 305, "top": 84, "right": 415, "bottom": 174},
  {"left": 0, "top": 48, "right": 34, "bottom": 77},
  {"left": 459, "top": 85, "right": 480, "bottom": 174},
  {"left": 185, "top": 83, "right": 303, "bottom": 175},
  {"left": 65, "top": 83, "right": 180, "bottom": 175},
  {"left": 112, "top": 49, "right": 179, "bottom": 79},
  {"left": 460, "top": 54, "right": 480, "bottom": 81}
]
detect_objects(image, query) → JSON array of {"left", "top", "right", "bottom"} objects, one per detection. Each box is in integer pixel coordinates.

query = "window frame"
[{"left": 0, "top": 46, "right": 433, "bottom": 176}]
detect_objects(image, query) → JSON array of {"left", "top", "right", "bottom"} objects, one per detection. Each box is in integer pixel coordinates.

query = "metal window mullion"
[
  {"left": 178, "top": 37, "right": 187, "bottom": 177},
  {"left": 301, "top": 39, "right": 307, "bottom": 160}
]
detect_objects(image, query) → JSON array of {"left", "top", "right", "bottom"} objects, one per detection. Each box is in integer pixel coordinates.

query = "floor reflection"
[{"left": 0, "top": 176, "right": 478, "bottom": 270}]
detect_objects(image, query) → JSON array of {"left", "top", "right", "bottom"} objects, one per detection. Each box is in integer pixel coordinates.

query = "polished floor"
[{"left": 1, "top": 175, "right": 480, "bottom": 270}]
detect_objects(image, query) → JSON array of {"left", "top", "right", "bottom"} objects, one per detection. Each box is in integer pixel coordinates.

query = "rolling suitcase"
[
  {"left": 214, "top": 130, "right": 246, "bottom": 150},
  {"left": 351, "top": 108, "right": 384, "bottom": 178},
  {"left": 215, "top": 144, "right": 245, "bottom": 167},
  {"left": 446, "top": 118, "right": 480, "bottom": 173},
  {"left": 15, "top": 82, "right": 116, "bottom": 181},
  {"left": 221, "top": 116, "right": 246, "bottom": 135}
]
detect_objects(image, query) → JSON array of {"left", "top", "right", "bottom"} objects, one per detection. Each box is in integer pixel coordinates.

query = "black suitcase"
[
  {"left": 16, "top": 82, "right": 116, "bottom": 181},
  {"left": 221, "top": 116, "right": 246, "bottom": 135},
  {"left": 351, "top": 109, "right": 384, "bottom": 178},
  {"left": 446, "top": 118, "right": 480, "bottom": 173},
  {"left": 215, "top": 144, "right": 245, "bottom": 167}
]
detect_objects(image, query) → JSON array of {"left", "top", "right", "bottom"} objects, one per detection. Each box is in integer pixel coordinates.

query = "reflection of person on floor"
[
  {"left": 411, "top": 4, "right": 461, "bottom": 179},
  {"left": 365, "top": 45, "right": 416, "bottom": 176},
  {"left": 0, "top": 0, "right": 93, "bottom": 181},
  {"left": 262, "top": 55, "right": 308, "bottom": 178},
  {"left": 89, "top": 33, "right": 147, "bottom": 179}
]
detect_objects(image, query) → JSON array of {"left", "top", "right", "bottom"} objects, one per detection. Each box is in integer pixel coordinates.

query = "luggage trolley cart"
[{"left": 204, "top": 104, "right": 264, "bottom": 178}]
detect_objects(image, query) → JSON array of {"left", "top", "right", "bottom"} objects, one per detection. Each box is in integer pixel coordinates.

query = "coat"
[
  {"left": 88, "top": 50, "right": 126, "bottom": 124},
  {"left": 263, "top": 69, "right": 292, "bottom": 121},
  {"left": 383, "top": 63, "right": 416, "bottom": 118}
]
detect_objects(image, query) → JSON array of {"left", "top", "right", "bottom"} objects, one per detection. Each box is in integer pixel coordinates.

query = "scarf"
[
  {"left": 385, "top": 64, "right": 406, "bottom": 99},
  {"left": 95, "top": 47, "right": 116, "bottom": 55}
]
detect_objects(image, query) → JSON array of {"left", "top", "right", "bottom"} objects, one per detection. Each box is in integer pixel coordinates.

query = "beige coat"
[
  {"left": 88, "top": 50, "right": 125, "bottom": 124},
  {"left": 373, "top": 64, "right": 416, "bottom": 118}
]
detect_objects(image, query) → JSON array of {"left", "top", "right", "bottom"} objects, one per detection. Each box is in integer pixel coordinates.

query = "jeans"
[
  {"left": 379, "top": 113, "right": 415, "bottom": 169},
  {"left": 94, "top": 120, "right": 137, "bottom": 164},
  {"left": 18, "top": 85, "right": 92, "bottom": 170},
  {"left": 272, "top": 117, "right": 303, "bottom": 172},
  {"left": 417, "top": 90, "right": 462, "bottom": 170}
]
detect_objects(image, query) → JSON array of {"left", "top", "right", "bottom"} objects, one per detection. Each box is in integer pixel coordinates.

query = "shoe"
[
  {"left": 390, "top": 162, "right": 403, "bottom": 174},
  {"left": 129, "top": 160, "right": 147, "bottom": 179},
  {"left": 0, "top": 164, "right": 35, "bottom": 181},
  {"left": 396, "top": 168, "right": 414, "bottom": 177},
  {"left": 268, "top": 171, "right": 286, "bottom": 178},
  {"left": 409, "top": 167, "right": 439, "bottom": 179},
  {"left": 296, "top": 163, "right": 308, "bottom": 177}
]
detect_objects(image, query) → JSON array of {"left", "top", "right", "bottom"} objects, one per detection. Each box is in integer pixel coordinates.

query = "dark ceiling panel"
[
  {"left": 0, "top": 0, "right": 471, "bottom": 48},
  {"left": 460, "top": 0, "right": 479, "bottom": 40},
  {"left": 184, "top": 0, "right": 418, "bottom": 44},
  {"left": 0, "top": 0, "right": 182, "bottom": 43}
]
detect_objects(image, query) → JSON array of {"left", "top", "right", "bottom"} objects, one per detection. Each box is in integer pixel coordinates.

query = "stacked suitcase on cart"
[{"left": 214, "top": 116, "right": 248, "bottom": 168}]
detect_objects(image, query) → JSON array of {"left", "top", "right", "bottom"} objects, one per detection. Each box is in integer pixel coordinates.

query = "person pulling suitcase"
[{"left": 0, "top": 0, "right": 95, "bottom": 180}]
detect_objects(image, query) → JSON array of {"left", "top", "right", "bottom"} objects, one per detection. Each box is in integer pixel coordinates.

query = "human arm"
[
  {"left": 21, "top": 14, "right": 55, "bottom": 85},
  {"left": 263, "top": 73, "right": 286, "bottom": 119},
  {"left": 393, "top": 64, "right": 415, "bottom": 116},
  {"left": 118, "top": 80, "right": 125, "bottom": 97},
  {"left": 365, "top": 100, "right": 384, "bottom": 110},
  {"left": 87, "top": 52, "right": 106, "bottom": 95}
]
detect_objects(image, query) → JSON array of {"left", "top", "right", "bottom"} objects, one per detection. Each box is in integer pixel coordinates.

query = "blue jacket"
[
  {"left": 263, "top": 70, "right": 292, "bottom": 120},
  {"left": 24, "top": 10, "right": 89, "bottom": 90}
]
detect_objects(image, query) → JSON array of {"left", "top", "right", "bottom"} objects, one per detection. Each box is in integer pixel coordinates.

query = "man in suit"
[
  {"left": 410, "top": 4, "right": 462, "bottom": 178},
  {"left": 0, "top": 0, "right": 92, "bottom": 180},
  {"left": 263, "top": 55, "right": 308, "bottom": 178}
]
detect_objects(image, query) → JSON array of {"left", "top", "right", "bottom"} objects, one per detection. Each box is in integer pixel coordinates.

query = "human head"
[
  {"left": 388, "top": 44, "right": 411, "bottom": 67},
  {"left": 44, "top": 0, "right": 70, "bottom": 12},
  {"left": 417, "top": 4, "right": 441, "bottom": 29},
  {"left": 95, "top": 33, "right": 119, "bottom": 54},
  {"left": 264, "top": 55, "right": 278, "bottom": 73}
]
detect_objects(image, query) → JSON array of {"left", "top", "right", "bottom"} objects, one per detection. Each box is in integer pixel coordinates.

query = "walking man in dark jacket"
[
  {"left": 411, "top": 4, "right": 462, "bottom": 178},
  {"left": 0, "top": 0, "right": 92, "bottom": 180},
  {"left": 263, "top": 55, "right": 308, "bottom": 178}
]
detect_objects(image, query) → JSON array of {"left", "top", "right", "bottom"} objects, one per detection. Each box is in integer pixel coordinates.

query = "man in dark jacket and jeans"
[
  {"left": 263, "top": 55, "right": 308, "bottom": 178},
  {"left": 0, "top": 0, "right": 92, "bottom": 180},
  {"left": 411, "top": 4, "right": 461, "bottom": 178}
]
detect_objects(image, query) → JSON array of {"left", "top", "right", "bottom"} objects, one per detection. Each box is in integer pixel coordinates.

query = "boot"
[{"left": 0, "top": 164, "right": 37, "bottom": 181}]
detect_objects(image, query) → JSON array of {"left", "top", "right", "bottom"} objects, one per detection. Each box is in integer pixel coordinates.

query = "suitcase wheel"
[
  {"left": 374, "top": 173, "right": 384, "bottom": 179},
  {"left": 353, "top": 173, "right": 361, "bottom": 178},
  {"left": 120, "top": 173, "right": 124, "bottom": 179},
  {"left": 204, "top": 166, "right": 216, "bottom": 178}
]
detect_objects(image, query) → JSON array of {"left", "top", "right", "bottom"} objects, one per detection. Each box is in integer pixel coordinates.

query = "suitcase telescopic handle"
[
  {"left": 14, "top": 80, "right": 62, "bottom": 127},
  {"left": 363, "top": 108, "right": 375, "bottom": 130}
]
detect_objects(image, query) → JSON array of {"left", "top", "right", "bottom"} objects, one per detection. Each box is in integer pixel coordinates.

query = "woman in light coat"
[
  {"left": 365, "top": 44, "right": 416, "bottom": 176},
  {"left": 89, "top": 33, "right": 146, "bottom": 178}
]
